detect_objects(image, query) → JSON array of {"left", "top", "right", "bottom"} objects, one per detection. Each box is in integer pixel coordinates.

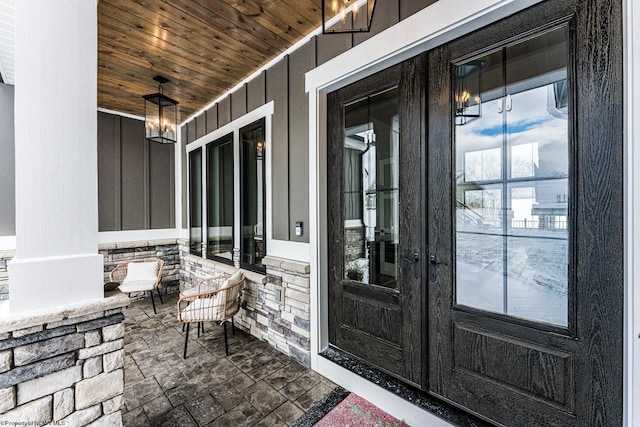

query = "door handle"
[
  {"left": 429, "top": 250, "right": 447, "bottom": 282},
  {"left": 402, "top": 250, "right": 420, "bottom": 279}
]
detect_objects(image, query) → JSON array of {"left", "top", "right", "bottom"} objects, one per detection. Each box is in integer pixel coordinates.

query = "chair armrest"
[{"left": 109, "top": 262, "right": 128, "bottom": 283}]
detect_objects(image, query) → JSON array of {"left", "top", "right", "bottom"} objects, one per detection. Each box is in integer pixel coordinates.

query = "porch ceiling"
[{"left": 98, "top": 0, "right": 322, "bottom": 122}]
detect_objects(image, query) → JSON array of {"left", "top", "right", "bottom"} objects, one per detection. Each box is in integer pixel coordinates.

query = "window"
[
  {"left": 454, "top": 26, "right": 569, "bottom": 326},
  {"left": 206, "top": 134, "right": 234, "bottom": 262},
  {"left": 240, "top": 120, "right": 266, "bottom": 272},
  {"left": 189, "top": 149, "right": 203, "bottom": 256},
  {"left": 187, "top": 116, "right": 268, "bottom": 274}
]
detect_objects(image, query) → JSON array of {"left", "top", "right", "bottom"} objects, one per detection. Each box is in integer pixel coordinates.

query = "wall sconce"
[
  {"left": 454, "top": 61, "right": 483, "bottom": 125},
  {"left": 322, "top": 0, "right": 376, "bottom": 34},
  {"left": 143, "top": 75, "right": 179, "bottom": 144}
]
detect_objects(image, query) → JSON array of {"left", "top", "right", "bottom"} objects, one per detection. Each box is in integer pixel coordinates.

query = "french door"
[
  {"left": 327, "top": 57, "right": 426, "bottom": 386},
  {"left": 327, "top": 0, "right": 622, "bottom": 424},
  {"left": 427, "top": 1, "right": 622, "bottom": 425}
]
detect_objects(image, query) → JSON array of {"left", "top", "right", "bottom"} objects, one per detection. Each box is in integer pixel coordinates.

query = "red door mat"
[{"left": 314, "top": 393, "right": 410, "bottom": 427}]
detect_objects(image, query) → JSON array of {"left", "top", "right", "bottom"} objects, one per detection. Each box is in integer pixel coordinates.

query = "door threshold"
[{"left": 319, "top": 347, "right": 492, "bottom": 427}]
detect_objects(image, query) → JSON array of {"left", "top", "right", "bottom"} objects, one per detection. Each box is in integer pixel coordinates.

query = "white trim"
[
  {"left": 97, "top": 107, "right": 145, "bottom": 122},
  {"left": 624, "top": 0, "right": 639, "bottom": 425},
  {"left": 179, "top": 228, "right": 189, "bottom": 240},
  {"left": 186, "top": 102, "right": 288, "bottom": 264},
  {"left": 267, "top": 240, "right": 309, "bottom": 263},
  {"left": 174, "top": 118, "right": 183, "bottom": 236},
  {"left": 98, "top": 229, "right": 179, "bottom": 245},
  {"left": 306, "top": 0, "right": 542, "bottom": 94},
  {"left": 186, "top": 103, "right": 274, "bottom": 153},
  {"left": 0, "top": 236, "right": 15, "bottom": 251},
  {"left": 307, "top": 0, "right": 545, "bottom": 423},
  {"left": 317, "top": 358, "right": 452, "bottom": 426}
]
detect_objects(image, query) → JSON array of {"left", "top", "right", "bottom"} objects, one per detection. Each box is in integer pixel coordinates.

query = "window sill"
[{"left": 183, "top": 254, "right": 267, "bottom": 284}]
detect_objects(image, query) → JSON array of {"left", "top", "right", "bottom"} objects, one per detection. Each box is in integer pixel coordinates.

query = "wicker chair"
[
  {"left": 110, "top": 258, "right": 165, "bottom": 314},
  {"left": 177, "top": 271, "right": 245, "bottom": 358}
]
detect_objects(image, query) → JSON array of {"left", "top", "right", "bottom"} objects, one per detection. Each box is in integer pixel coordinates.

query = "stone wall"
[
  {"left": 0, "top": 250, "right": 13, "bottom": 302},
  {"left": 0, "top": 292, "right": 129, "bottom": 426},
  {"left": 178, "top": 239, "right": 312, "bottom": 367},
  {"left": 100, "top": 239, "right": 181, "bottom": 295},
  {"left": 345, "top": 224, "right": 365, "bottom": 262}
]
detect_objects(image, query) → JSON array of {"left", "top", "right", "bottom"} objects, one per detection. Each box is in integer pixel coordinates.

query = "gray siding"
[
  {"left": 206, "top": 105, "right": 218, "bottom": 134},
  {"left": 120, "top": 117, "right": 146, "bottom": 230},
  {"left": 247, "top": 71, "right": 266, "bottom": 112},
  {"left": 181, "top": 126, "right": 188, "bottom": 229},
  {"left": 0, "top": 84, "right": 15, "bottom": 236},
  {"left": 288, "top": 42, "right": 315, "bottom": 242},
  {"left": 179, "top": 0, "right": 438, "bottom": 244},
  {"left": 149, "top": 142, "right": 175, "bottom": 229},
  {"left": 353, "top": 0, "right": 400, "bottom": 46},
  {"left": 218, "top": 97, "right": 231, "bottom": 128},
  {"left": 97, "top": 112, "right": 119, "bottom": 231},
  {"left": 231, "top": 85, "right": 247, "bottom": 121},
  {"left": 98, "top": 112, "right": 175, "bottom": 232},
  {"left": 266, "top": 57, "right": 290, "bottom": 240},
  {"left": 401, "top": 0, "right": 437, "bottom": 20},
  {"left": 195, "top": 113, "right": 206, "bottom": 140}
]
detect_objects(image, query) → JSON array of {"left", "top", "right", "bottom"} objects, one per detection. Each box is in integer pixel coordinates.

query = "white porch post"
[{"left": 8, "top": 0, "right": 103, "bottom": 313}]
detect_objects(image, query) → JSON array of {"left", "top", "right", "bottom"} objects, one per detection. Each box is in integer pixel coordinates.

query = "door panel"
[
  {"left": 427, "top": 0, "right": 623, "bottom": 425},
  {"left": 328, "top": 57, "right": 425, "bottom": 387}
]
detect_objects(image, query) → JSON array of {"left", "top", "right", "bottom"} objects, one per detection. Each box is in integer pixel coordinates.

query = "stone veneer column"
[{"left": 8, "top": 1, "right": 102, "bottom": 312}]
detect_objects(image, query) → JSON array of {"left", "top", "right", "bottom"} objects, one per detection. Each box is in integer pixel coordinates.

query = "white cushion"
[
  {"left": 124, "top": 261, "right": 158, "bottom": 282},
  {"left": 181, "top": 294, "right": 224, "bottom": 321},
  {"left": 222, "top": 270, "right": 243, "bottom": 288},
  {"left": 118, "top": 279, "right": 156, "bottom": 293}
]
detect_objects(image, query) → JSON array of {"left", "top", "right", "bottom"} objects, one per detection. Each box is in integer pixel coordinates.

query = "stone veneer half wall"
[
  {"left": 0, "top": 291, "right": 130, "bottom": 426},
  {"left": 0, "top": 250, "right": 14, "bottom": 302},
  {"left": 178, "top": 240, "right": 312, "bottom": 367},
  {"left": 100, "top": 239, "right": 181, "bottom": 295}
]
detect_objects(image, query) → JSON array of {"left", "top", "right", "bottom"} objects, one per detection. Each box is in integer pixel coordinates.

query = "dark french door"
[
  {"left": 327, "top": 0, "right": 622, "bottom": 425},
  {"left": 327, "top": 57, "right": 426, "bottom": 385}
]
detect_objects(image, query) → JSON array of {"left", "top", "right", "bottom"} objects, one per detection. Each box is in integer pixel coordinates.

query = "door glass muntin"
[
  {"left": 454, "top": 25, "right": 570, "bottom": 327},
  {"left": 343, "top": 87, "right": 399, "bottom": 289}
]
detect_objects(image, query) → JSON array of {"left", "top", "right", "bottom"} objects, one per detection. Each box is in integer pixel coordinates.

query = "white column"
[{"left": 8, "top": 0, "right": 102, "bottom": 313}]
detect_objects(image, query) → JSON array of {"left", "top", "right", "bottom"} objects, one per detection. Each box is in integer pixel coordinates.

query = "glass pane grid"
[
  {"left": 454, "top": 26, "right": 569, "bottom": 327},
  {"left": 343, "top": 87, "right": 399, "bottom": 289}
]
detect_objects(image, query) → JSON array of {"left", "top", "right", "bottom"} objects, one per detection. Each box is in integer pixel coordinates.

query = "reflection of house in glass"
[
  {"left": 454, "top": 27, "right": 570, "bottom": 325},
  {"left": 342, "top": 89, "right": 399, "bottom": 288}
]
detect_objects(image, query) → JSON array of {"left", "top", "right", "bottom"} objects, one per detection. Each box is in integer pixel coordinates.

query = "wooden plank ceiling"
[{"left": 98, "top": 0, "right": 322, "bottom": 121}]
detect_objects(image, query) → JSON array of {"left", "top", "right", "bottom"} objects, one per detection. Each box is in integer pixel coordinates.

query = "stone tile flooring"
[{"left": 121, "top": 293, "right": 337, "bottom": 426}]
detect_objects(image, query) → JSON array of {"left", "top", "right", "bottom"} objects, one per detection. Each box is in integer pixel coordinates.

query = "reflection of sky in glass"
[
  {"left": 457, "top": 86, "right": 567, "bottom": 177},
  {"left": 455, "top": 82, "right": 569, "bottom": 327}
]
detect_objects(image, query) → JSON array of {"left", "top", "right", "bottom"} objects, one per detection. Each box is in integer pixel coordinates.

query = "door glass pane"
[
  {"left": 455, "top": 26, "right": 569, "bottom": 326},
  {"left": 189, "top": 149, "right": 203, "bottom": 256},
  {"left": 343, "top": 87, "right": 399, "bottom": 288},
  {"left": 241, "top": 121, "right": 265, "bottom": 271},
  {"left": 207, "top": 136, "right": 234, "bottom": 261}
]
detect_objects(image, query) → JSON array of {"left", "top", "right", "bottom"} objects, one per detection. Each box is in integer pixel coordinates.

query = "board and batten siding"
[
  {"left": 180, "top": 0, "right": 434, "bottom": 243},
  {"left": 0, "top": 84, "right": 15, "bottom": 237},
  {"left": 98, "top": 111, "right": 175, "bottom": 232}
]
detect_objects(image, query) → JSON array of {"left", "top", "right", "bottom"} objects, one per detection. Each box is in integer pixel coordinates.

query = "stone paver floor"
[{"left": 121, "top": 293, "right": 337, "bottom": 426}]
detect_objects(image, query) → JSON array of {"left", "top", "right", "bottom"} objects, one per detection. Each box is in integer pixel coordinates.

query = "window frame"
[
  {"left": 188, "top": 148, "right": 203, "bottom": 256},
  {"left": 185, "top": 102, "right": 274, "bottom": 272},
  {"left": 239, "top": 118, "right": 267, "bottom": 274},
  {"left": 205, "top": 133, "right": 235, "bottom": 265}
]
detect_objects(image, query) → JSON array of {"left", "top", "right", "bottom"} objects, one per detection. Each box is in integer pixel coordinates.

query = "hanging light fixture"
[
  {"left": 143, "top": 75, "right": 179, "bottom": 144},
  {"left": 454, "top": 61, "right": 483, "bottom": 126},
  {"left": 322, "top": 0, "right": 376, "bottom": 34}
]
